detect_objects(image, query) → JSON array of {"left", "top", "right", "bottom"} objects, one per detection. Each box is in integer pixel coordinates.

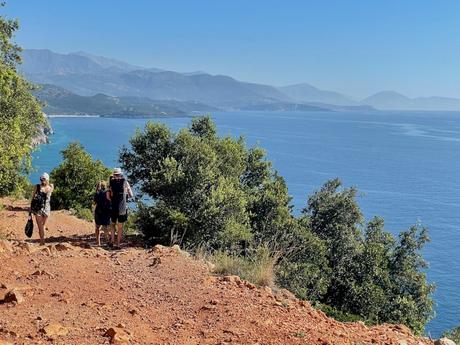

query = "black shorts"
[{"left": 111, "top": 211, "right": 128, "bottom": 224}]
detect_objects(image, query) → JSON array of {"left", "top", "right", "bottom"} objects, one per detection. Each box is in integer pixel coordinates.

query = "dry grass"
[{"left": 210, "top": 246, "right": 278, "bottom": 287}]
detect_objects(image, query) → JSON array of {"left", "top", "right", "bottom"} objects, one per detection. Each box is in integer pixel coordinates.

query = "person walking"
[
  {"left": 93, "top": 180, "right": 111, "bottom": 246},
  {"left": 108, "top": 168, "right": 133, "bottom": 248},
  {"left": 30, "top": 173, "right": 54, "bottom": 245}
]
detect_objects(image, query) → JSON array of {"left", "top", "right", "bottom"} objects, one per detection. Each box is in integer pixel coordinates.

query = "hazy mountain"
[
  {"left": 69, "top": 51, "right": 151, "bottom": 72},
  {"left": 279, "top": 83, "right": 357, "bottom": 106},
  {"left": 241, "top": 102, "right": 332, "bottom": 112},
  {"left": 22, "top": 49, "right": 291, "bottom": 108},
  {"left": 362, "top": 91, "right": 460, "bottom": 111},
  {"left": 34, "top": 84, "right": 217, "bottom": 116},
  {"left": 21, "top": 49, "right": 144, "bottom": 75}
]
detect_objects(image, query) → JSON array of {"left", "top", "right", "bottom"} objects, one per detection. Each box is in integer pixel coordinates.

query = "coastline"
[{"left": 47, "top": 115, "right": 101, "bottom": 118}]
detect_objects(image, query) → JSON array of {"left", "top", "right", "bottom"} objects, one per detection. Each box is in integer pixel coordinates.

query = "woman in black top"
[{"left": 93, "top": 180, "right": 111, "bottom": 246}]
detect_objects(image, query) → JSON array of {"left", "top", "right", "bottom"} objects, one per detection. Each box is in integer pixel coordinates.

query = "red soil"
[{"left": 0, "top": 198, "right": 434, "bottom": 345}]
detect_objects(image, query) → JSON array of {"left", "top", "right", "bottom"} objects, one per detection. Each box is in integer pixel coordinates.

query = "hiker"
[
  {"left": 108, "top": 168, "right": 133, "bottom": 247},
  {"left": 93, "top": 180, "right": 111, "bottom": 246},
  {"left": 30, "top": 173, "right": 54, "bottom": 245}
]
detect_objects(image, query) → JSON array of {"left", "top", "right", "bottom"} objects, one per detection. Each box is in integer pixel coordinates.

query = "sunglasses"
[{"left": 40, "top": 178, "right": 46, "bottom": 181}]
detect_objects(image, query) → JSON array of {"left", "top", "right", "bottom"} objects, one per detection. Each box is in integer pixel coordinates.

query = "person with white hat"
[
  {"left": 108, "top": 168, "right": 133, "bottom": 247},
  {"left": 30, "top": 172, "right": 54, "bottom": 245}
]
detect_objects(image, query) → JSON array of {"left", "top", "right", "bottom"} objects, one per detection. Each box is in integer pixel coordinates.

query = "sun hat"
[
  {"left": 40, "top": 172, "right": 50, "bottom": 181},
  {"left": 113, "top": 167, "right": 123, "bottom": 175}
]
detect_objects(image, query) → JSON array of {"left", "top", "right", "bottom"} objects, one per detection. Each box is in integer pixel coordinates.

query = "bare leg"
[
  {"left": 95, "top": 224, "right": 101, "bottom": 246},
  {"left": 35, "top": 214, "right": 46, "bottom": 245},
  {"left": 101, "top": 225, "right": 109, "bottom": 243},
  {"left": 116, "top": 223, "right": 123, "bottom": 246},
  {"left": 110, "top": 222, "right": 116, "bottom": 244}
]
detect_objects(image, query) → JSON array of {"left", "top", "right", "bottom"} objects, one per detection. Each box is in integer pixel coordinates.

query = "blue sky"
[{"left": 4, "top": 0, "right": 460, "bottom": 99}]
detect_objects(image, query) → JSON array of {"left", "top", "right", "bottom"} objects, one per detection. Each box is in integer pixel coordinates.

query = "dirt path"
[{"left": 0, "top": 198, "right": 435, "bottom": 344}]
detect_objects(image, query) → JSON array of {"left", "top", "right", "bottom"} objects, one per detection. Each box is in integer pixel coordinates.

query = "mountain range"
[
  {"left": 34, "top": 84, "right": 217, "bottom": 117},
  {"left": 21, "top": 49, "right": 460, "bottom": 113}
]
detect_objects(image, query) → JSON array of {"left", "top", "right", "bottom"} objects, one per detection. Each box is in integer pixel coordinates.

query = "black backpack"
[
  {"left": 110, "top": 177, "right": 126, "bottom": 201},
  {"left": 31, "top": 184, "right": 46, "bottom": 212}
]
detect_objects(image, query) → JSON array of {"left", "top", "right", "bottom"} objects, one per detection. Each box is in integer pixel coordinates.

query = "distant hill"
[
  {"left": 21, "top": 49, "right": 291, "bottom": 108},
  {"left": 279, "top": 83, "right": 357, "bottom": 106},
  {"left": 34, "top": 84, "right": 217, "bottom": 117},
  {"left": 362, "top": 91, "right": 460, "bottom": 111},
  {"left": 240, "top": 102, "right": 332, "bottom": 112},
  {"left": 23, "top": 49, "right": 460, "bottom": 112},
  {"left": 21, "top": 49, "right": 144, "bottom": 75}
]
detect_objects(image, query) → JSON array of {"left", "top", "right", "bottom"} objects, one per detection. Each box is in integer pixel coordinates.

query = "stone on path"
[
  {"left": 40, "top": 323, "right": 69, "bottom": 338},
  {"left": 3, "top": 289, "right": 24, "bottom": 304}
]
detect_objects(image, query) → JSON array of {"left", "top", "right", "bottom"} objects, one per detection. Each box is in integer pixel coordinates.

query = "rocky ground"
[{"left": 0, "top": 198, "right": 439, "bottom": 344}]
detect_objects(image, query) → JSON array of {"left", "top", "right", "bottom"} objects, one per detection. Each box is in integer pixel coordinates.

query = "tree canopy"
[
  {"left": 50, "top": 142, "right": 111, "bottom": 210},
  {"left": 0, "top": 4, "right": 46, "bottom": 196},
  {"left": 120, "top": 116, "right": 434, "bottom": 333}
]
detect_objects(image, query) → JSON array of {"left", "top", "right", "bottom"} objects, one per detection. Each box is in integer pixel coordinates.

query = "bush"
[
  {"left": 120, "top": 117, "right": 293, "bottom": 252},
  {"left": 302, "top": 180, "right": 434, "bottom": 334},
  {"left": 442, "top": 325, "right": 460, "bottom": 343},
  {"left": 50, "top": 142, "right": 111, "bottom": 210},
  {"left": 210, "top": 247, "right": 278, "bottom": 287},
  {"left": 70, "top": 207, "right": 94, "bottom": 222},
  {"left": 315, "top": 303, "right": 364, "bottom": 323}
]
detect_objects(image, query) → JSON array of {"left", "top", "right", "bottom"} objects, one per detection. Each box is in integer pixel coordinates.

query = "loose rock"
[
  {"left": 104, "top": 327, "right": 131, "bottom": 344},
  {"left": 0, "top": 240, "right": 13, "bottom": 253},
  {"left": 435, "top": 338, "right": 456, "bottom": 345},
  {"left": 55, "top": 243, "right": 73, "bottom": 252},
  {"left": 40, "top": 323, "right": 69, "bottom": 338},
  {"left": 3, "top": 289, "right": 24, "bottom": 304}
]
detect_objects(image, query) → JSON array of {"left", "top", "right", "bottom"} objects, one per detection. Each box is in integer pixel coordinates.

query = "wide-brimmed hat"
[{"left": 113, "top": 167, "right": 123, "bottom": 175}]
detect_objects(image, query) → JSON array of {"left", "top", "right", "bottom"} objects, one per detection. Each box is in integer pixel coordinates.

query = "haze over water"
[{"left": 32, "top": 110, "right": 460, "bottom": 337}]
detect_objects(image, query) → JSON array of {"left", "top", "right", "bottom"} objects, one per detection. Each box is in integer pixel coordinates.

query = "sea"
[{"left": 31, "top": 110, "right": 460, "bottom": 337}]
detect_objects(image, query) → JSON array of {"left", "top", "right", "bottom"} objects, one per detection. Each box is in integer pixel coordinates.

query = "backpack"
[
  {"left": 110, "top": 177, "right": 126, "bottom": 201},
  {"left": 31, "top": 184, "right": 47, "bottom": 212}
]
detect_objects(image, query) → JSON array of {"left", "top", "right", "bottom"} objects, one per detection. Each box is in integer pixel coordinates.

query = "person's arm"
[{"left": 126, "top": 181, "right": 134, "bottom": 199}]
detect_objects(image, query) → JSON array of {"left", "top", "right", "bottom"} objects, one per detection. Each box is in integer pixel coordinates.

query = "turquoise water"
[{"left": 32, "top": 111, "right": 460, "bottom": 337}]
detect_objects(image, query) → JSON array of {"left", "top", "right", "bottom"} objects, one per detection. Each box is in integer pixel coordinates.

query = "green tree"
[
  {"left": 302, "top": 179, "right": 434, "bottom": 333},
  {"left": 0, "top": 4, "right": 46, "bottom": 196},
  {"left": 121, "top": 117, "right": 256, "bottom": 249},
  {"left": 50, "top": 142, "right": 111, "bottom": 210},
  {"left": 304, "top": 178, "right": 363, "bottom": 309},
  {"left": 121, "top": 118, "right": 434, "bottom": 333}
]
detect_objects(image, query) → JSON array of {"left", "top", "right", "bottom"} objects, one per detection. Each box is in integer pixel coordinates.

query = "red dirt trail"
[{"left": 0, "top": 198, "right": 434, "bottom": 345}]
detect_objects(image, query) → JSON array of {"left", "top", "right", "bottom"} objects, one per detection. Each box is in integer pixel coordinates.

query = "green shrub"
[
  {"left": 50, "top": 142, "right": 111, "bottom": 210},
  {"left": 121, "top": 117, "right": 434, "bottom": 334},
  {"left": 123, "top": 208, "right": 140, "bottom": 236},
  {"left": 315, "top": 303, "right": 364, "bottom": 323},
  {"left": 442, "top": 325, "right": 460, "bottom": 343},
  {"left": 70, "top": 207, "right": 94, "bottom": 222}
]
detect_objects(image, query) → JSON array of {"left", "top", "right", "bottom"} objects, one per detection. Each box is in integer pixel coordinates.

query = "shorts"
[
  {"left": 111, "top": 210, "right": 128, "bottom": 224},
  {"left": 95, "top": 212, "right": 111, "bottom": 226}
]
